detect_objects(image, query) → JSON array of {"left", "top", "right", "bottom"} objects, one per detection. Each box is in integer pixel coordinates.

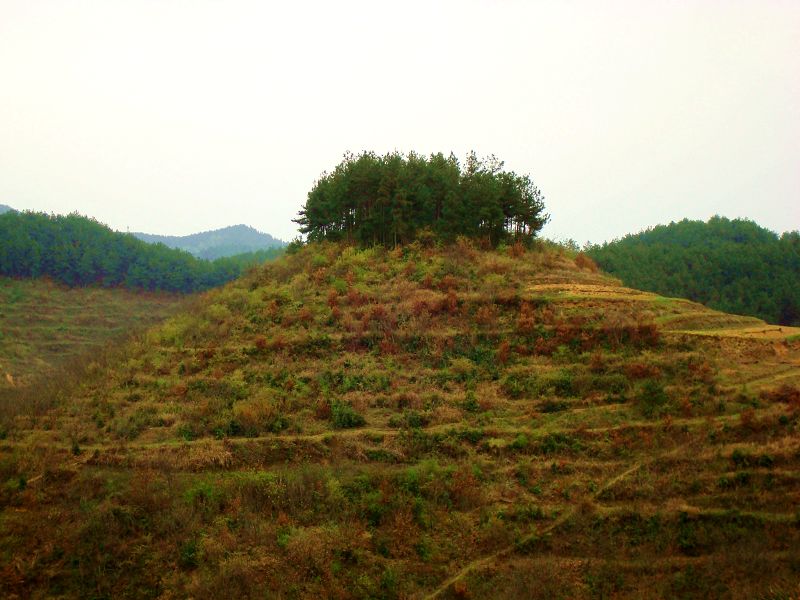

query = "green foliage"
[
  {"left": 0, "top": 211, "right": 281, "bottom": 293},
  {"left": 330, "top": 402, "right": 366, "bottom": 429},
  {"left": 587, "top": 216, "right": 800, "bottom": 325},
  {"left": 539, "top": 432, "right": 583, "bottom": 454},
  {"left": 178, "top": 538, "right": 200, "bottom": 569},
  {"left": 295, "top": 151, "right": 548, "bottom": 247},
  {"left": 637, "top": 380, "right": 671, "bottom": 418}
]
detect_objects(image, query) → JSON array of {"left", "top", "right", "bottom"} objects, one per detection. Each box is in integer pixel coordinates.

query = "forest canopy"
[
  {"left": 587, "top": 216, "right": 800, "bottom": 326},
  {"left": 0, "top": 211, "right": 282, "bottom": 293},
  {"left": 294, "top": 151, "right": 549, "bottom": 247}
]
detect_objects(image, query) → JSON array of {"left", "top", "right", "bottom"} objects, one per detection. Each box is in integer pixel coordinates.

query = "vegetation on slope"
[
  {"left": 0, "top": 277, "right": 184, "bottom": 389},
  {"left": 296, "top": 151, "right": 548, "bottom": 246},
  {"left": 133, "top": 224, "right": 286, "bottom": 260},
  {"left": 0, "top": 211, "right": 281, "bottom": 293},
  {"left": 586, "top": 216, "right": 800, "bottom": 326},
  {"left": 1, "top": 240, "right": 798, "bottom": 598}
]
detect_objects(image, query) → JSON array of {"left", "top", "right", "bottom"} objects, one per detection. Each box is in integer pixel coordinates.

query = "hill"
[
  {"left": 1, "top": 241, "right": 798, "bottom": 598},
  {"left": 586, "top": 216, "right": 800, "bottom": 326},
  {"left": 0, "top": 205, "right": 13, "bottom": 215},
  {"left": 0, "top": 277, "right": 184, "bottom": 389},
  {"left": 133, "top": 224, "right": 286, "bottom": 260},
  {"left": 0, "top": 211, "right": 280, "bottom": 293}
]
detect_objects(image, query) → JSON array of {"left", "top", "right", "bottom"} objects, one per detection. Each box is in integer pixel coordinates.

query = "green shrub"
[
  {"left": 637, "top": 380, "right": 670, "bottom": 418},
  {"left": 331, "top": 402, "right": 365, "bottom": 429},
  {"left": 539, "top": 432, "right": 582, "bottom": 455},
  {"left": 509, "top": 434, "right": 529, "bottom": 450},
  {"left": 178, "top": 538, "right": 199, "bottom": 569}
]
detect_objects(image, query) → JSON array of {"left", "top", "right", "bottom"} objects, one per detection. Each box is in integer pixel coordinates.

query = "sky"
[{"left": 0, "top": 0, "right": 798, "bottom": 244}]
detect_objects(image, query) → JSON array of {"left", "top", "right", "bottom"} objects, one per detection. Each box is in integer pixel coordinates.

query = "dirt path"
[{"left": 422, "top": 445, "right": 685, "bottom": 599}]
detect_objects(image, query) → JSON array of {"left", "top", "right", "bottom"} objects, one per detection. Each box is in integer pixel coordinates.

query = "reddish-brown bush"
[
  {"left": 347, "top": 289, "right": 367, "bottom": 307},
  {"left": 760, "top": 384, "right": 800, "bottom": 410},
  {"left": 412, "top": 299, "right": 429, "bottom": 316},
  {"left": 508, "top": 241, "right": 526, "bottom": 258},
  {"left": 379, "top": 337, "right": 399, "bottom": 355},
  {"left": 496, "top": 340, "right": 511, "bottom": 364},
  {"left": 687, "top": 357, "right": 715, "bottom": 384},
  {"left": 312, "top": 267, "right": 327, "bottom": 285},
  {"left": 516, "top": 302, "right": 536, "bottom": 334},
  {"left": 438, "top": 274, "right": 459, "bottom": 292},
  {"left": 297, "top": 307, "right": 314, "bottom": 325},
  {"left": 445, "top": 291, "right": 459, "bottom": 314},
  {"left": 314, "top": 398, "right": 332, "bottom": 420},
  {"left": 625, "top": 362, "right": 661, "bottom": 380},
  {"left": 475, "top": 305, "right": 498, "bottom": 328},
  {"left": 589, "top": 351, "right": 605, "bottom": 373},
  {"left": 574, "top": 252, "right": 598, "bottom": 272},
  {"left": 740, "top": 407, "right": 758, "bottom": 430},
  {"left": 450, "top": 466, "right": 483, "bottom": 510},
  {"left": 326, "top": 289, "right": 338, "bottom": 308}
]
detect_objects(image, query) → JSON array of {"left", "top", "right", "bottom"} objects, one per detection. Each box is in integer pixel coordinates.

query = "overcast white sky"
[{"left": 1, "top": 0, "right": 798, "bottom": 243}]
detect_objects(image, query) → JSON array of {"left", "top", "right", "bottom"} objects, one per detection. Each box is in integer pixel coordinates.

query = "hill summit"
[
  {"left": 1, "top": 240, "right": 798, "bottom": 598},
  {"left": 133, "top": 224, "right": 286, "bottom": 260}
]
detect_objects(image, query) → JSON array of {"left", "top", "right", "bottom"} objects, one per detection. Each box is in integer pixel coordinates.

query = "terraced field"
[
  {"left": 1, "top": 243, "right": 798, "bottom": 598},
  {"left": 0, "top": 277, "right": 184, "bottom": 388}
]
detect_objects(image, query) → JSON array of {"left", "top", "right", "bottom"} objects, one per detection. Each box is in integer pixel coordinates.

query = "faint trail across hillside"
[{"left": 421, "top": 445, "right": 686, "bottom": 600}]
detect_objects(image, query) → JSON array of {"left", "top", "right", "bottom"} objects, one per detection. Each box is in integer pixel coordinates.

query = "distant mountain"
[
  {"left": 586, "top": 216, "right": 800, "bottom": 326},
  {"left": 132, "top": 224, "right": 286, "bottom": 260},
  {"left": 0, "top": 204, "right": 14, "bottom": 215}
]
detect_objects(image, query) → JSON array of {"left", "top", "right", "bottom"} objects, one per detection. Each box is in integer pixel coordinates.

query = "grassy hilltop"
[{"left": 1, "top": 240, "right": 799, "bottom": 598}]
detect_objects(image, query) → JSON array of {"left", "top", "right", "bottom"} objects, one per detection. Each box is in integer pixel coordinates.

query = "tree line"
[
  {"left": 0, "top": 211, "right": 282, "bottom": 293},
  {"left": 586, "top": 216, "right": 800, "bottom": 326},
  {"left": 294, "top": 151, "right": 549, "bottom": 247}
]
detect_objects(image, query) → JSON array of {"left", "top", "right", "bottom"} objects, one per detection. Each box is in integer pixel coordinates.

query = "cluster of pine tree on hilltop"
[
  {"left": 587, "top": 216, "right": 800, "bottom": 326},
  {"left": 295, "top": 151, "right": 549, "bottom": 247},
  {"left": 0, "top": 211, "right": 281, "bottom": 293}
]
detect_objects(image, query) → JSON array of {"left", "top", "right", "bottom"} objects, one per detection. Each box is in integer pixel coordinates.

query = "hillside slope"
[
  {"left": 586, "top": 216, "right": 800, "bottom": 326},
  {"left": 0, "top": 204, "right": 13, "bottom": 215},
  {"left": 0, "top": 277, "right": 184, "bottom": 389},
  {"left": 1, "top": 241, "right": 798, "bottom": 599},
  {"left": 133, "top": 224, "right": 286, "bottom": 259}
]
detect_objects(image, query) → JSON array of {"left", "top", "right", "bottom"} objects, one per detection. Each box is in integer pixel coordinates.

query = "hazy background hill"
[
  {"left": 587, "top": 216, "right": 800, "bottom": 326},
  {"left": 133, "top": 224, "right": 286, "bottom": 259},
  {"left": 0, "top": 204, "right": 14, "bottom": 215}
]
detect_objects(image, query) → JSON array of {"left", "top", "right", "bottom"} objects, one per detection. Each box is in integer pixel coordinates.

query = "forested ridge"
[
  {"left": 587, "top": 216, "right": 800, "bottom": 325},
  {"left": 295, "top": 151, "right": 549, "bottom": 246},
  {"left": 0, "top": 211, "right": 281, "bottom": 293}
]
